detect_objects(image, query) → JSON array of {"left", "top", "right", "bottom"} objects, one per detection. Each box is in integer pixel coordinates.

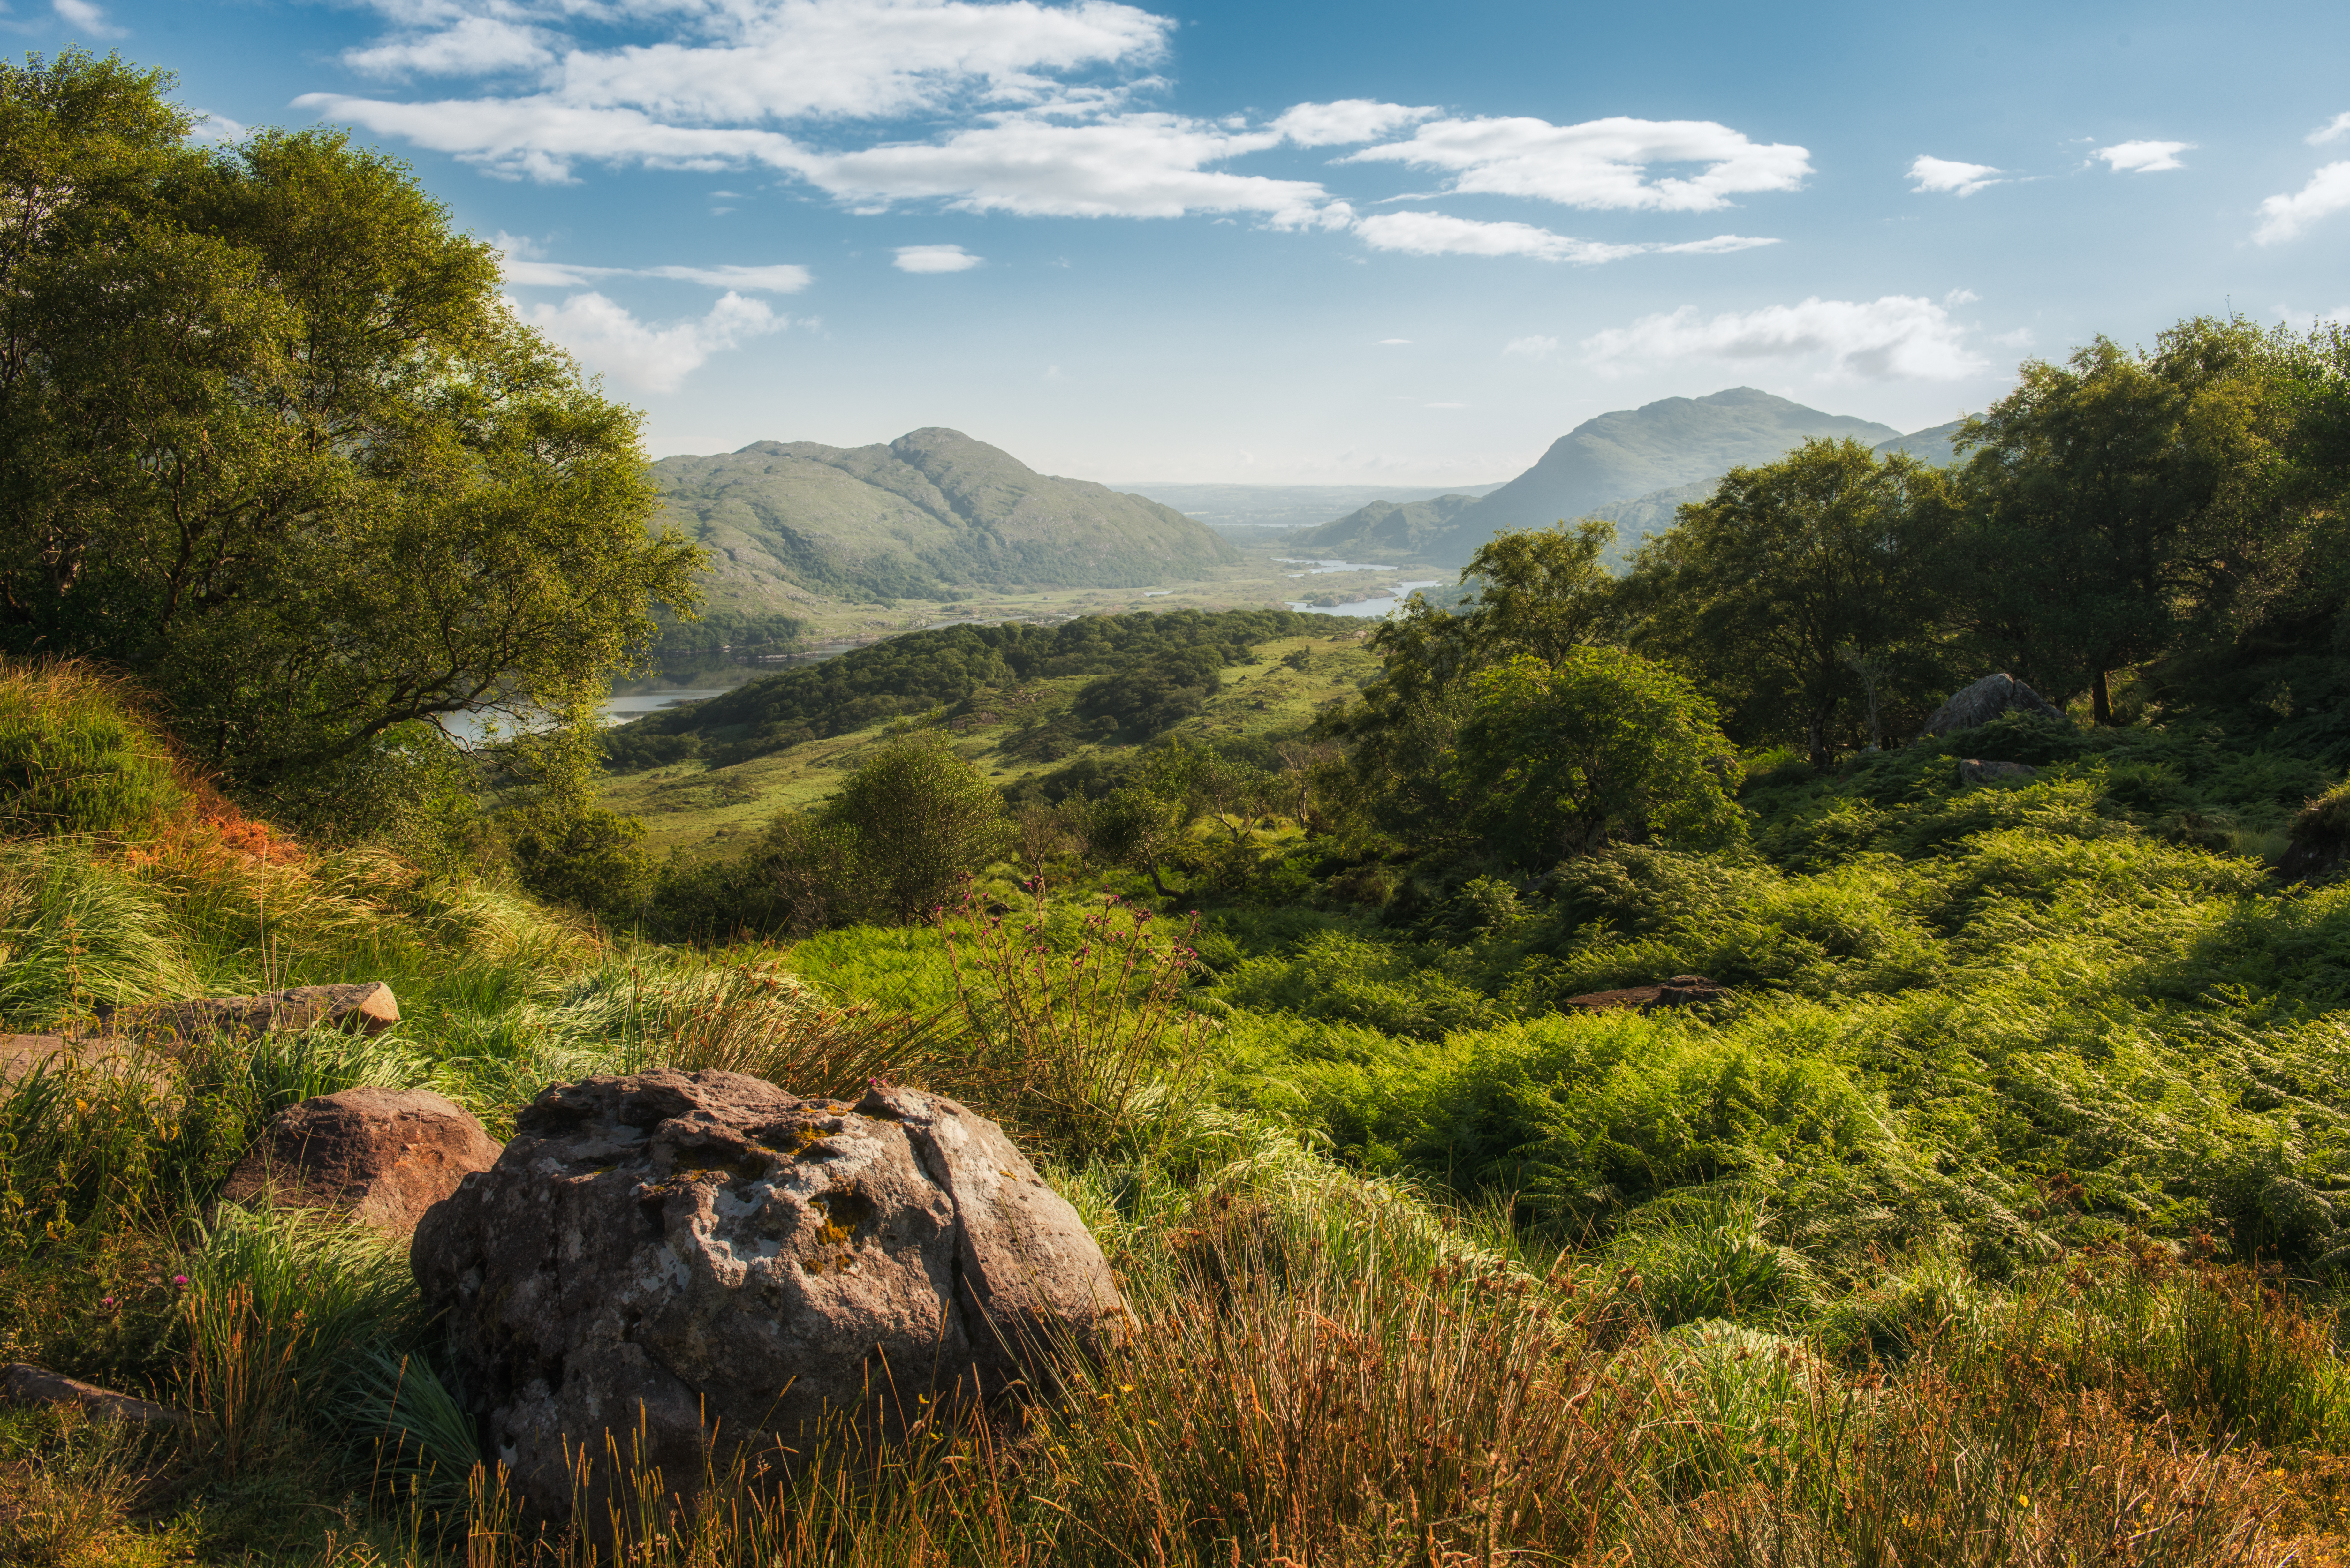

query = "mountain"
[
  {"left": 1873, "top": 419, "right": 1966, "bottom": 467},
  {"left": 654, "top": 429, "right": 1242, "bottom": 626},
  {"left": 1297, "top": 390, "right": 1957, "bottom": 566},
  {"left": 1117, "top": 480, "right": 1507, "bottom": 537}
]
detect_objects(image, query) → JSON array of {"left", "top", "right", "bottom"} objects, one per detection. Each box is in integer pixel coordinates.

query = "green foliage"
[
  {"left": 1627, "top": 437, "right": 1955, "bottom": 761},
  {"left": 0, "top": 662, "right": 188, "bottom": 837},
  {"left": 1072, "top": 646, "right": 1222, "bottom": 738},
  {"left": 0, "top": 53, "right": 700, "bottom": 825},
  {"left": 606, "top": 607, "right": 1317, "bottom": 769},
  {"left": 0, "top": 838, "right": 196, "bottom": 1027},
  {"left": 829, "top": 737, "right": 1010, "bottom": 922},
  {"left": 1446, "top": 649, "right": 1746, "bottom": 864}
]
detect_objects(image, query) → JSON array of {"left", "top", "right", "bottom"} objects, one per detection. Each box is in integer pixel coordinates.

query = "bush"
[{"left": 0, "top": 661, "right": 189, "bottom": 837}]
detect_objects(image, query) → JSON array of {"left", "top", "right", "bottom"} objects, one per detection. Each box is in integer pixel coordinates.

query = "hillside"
[
  {"left": 1120, "top": 480, "right": 1507, "bottom": 535},
  {"left": 654, "top": 428, "right": 1242, "bottom": 639},
  {"left": 1298, "top": 388, "right": 1908, "bottom": 564}
]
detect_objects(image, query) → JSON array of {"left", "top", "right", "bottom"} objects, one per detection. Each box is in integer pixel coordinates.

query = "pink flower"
[
  {"left": 173, "top": 1275, "right": 189, "bottom": 1287},
  {"left": 100, "top": 1296, "right": 116, "bottom": 1308}
]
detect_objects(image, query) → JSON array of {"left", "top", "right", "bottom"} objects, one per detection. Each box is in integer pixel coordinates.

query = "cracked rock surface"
[{"left": 411, "top": 1069, "right": 1125, "bottom": 1521}]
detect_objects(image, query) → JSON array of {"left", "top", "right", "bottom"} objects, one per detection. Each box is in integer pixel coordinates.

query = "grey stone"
[
  {"left": 114, "top": 981, "right": 400, "bottom": 1044},
  {"left": 412, "top": 1070, "right": 1126, "bottom": 1523},
  {"left": 224, "top": 1088, "right": 501, "bottom": 1239},
  {"left": 1958, "top": 758, "right": 2039, "bottom": 786},
  {"left": 2, "top": 1363, "right": 185, "bottom": 1427},
  {"left": 1919, "top": 674, "right": 2070, "bottom": 738}
]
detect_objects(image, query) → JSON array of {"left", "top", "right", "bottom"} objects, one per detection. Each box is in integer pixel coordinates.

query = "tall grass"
[{"left": 0, "top": 661, "right": 190, "bottom": 839}]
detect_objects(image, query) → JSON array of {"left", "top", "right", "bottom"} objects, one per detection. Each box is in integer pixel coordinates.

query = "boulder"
[
  {"left": 1919, "top": 674, "right": 2069, "bottom": 738},
  {"left": 2, "top": 1363, "right": 185, "bottom": 1427},
  {"left": 224, "top": 1088, "right": 501, "bottom": 1238},
  {"left": 1565, "top": 975, "right": 1731, "bottom": 1014},
  {"left": 412, "top": 1071, "right": 1126, "bottom": 1522},
  {"left": 1958, "top": 758, "right": 2039, "bottom": 786},
  {"left": 2279, "top": 785, "right": 2349, "bottom": 885},
  {"left": 113, "top": 981, "right": 400, "bottom": 1044}
]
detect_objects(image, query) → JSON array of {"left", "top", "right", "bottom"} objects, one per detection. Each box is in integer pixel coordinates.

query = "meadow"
[{"left": 8, "top": 656, "right": 2350, "bottom": 1567}]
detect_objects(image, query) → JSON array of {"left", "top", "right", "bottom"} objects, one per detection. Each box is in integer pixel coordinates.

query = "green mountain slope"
[{"left": 655, "top": 428, "right": 1242, "bottom": 625}]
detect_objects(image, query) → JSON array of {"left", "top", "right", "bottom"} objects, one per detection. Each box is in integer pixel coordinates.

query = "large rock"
[
  {"left": 413, "top": 1071, "right": 1126, "bottom": 1522},
  {"left": 224, "top": 1088, "right": 501, "bottom": 1238},
  {"left": 113, "top": 981, "right": 400, "bottom": 1044},
  {"left": 1958, "top": 758, "right": 2039, "bottom": 786},
  {"left": 1918, "top": 674, "right": 2069, "bottom": 738},
  {"left": 0, "top": 1033, "right": 172, "bottom": 1091}
]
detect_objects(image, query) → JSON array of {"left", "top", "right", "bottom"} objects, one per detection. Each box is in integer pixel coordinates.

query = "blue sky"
[{"left": 17, "top": 0, "right": 2350, "bottom": 484}]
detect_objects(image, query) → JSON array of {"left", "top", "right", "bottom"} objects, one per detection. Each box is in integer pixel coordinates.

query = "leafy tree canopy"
[
  {"left": 0, "top": 51, "right": 699, "bottom": 821},
  {"left": 1445, "top": 649, "right": 1745, "bottom": 865}
]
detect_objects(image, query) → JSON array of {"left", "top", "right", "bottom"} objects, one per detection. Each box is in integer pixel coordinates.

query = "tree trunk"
[
  {"left": 2092, "top": 669, "right": 2112, "bottom": 726},
  {"left": 1806, "top": 711, "right": 1831, "bottom": 771},
  {"left": 1145, "top": 863, "right": 1174, "bottom": 899}
]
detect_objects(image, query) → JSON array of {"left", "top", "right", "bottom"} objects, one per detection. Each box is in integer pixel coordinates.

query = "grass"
[
  {"left": 601, "top": 628, "right": 1384, "bottom": 856},
  {"left": 7, "top": 658, "right": 2350, "bottom": 1563}
]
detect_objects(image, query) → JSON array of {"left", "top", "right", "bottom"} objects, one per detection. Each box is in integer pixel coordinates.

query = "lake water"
[
  {"left": 1288, "top": 579, "right": 1442, "bottom": 618},
  {"left": 1276, "top": 557, "right": 1395, "bottom": 575}
]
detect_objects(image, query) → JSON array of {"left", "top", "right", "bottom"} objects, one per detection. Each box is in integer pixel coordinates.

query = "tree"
[
  {"left": 828, "top": 738, "right": 1009, "bottom": 922},
  {"left": 1950, "top": 323, "right": 2293, "bottom": 723},
  {"left": 0, "top": 52, "right": 699, "bottom": 820},
  {"left": 1445, "top": 649, "right": 1744, "bottom": 865},
  {"left": 1627, "top": 440, "right": 1954, "bottom": 765},
  {"left": 1334, "top": 520, "right": 1621, "bottom": 834}
]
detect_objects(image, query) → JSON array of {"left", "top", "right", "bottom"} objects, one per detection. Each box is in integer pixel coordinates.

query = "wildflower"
[
  {"left": 100, "top": 1295, "right": 115, "bottom": 1307},
  {"left": 172, "top": 1275, "right": 189, "bottom": 1286}
]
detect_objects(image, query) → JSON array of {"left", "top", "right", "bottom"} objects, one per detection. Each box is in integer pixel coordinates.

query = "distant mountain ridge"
[
  {"left": 654, "top": 428, "right": 1240, "bottom": 621},
  {"left": 1298, "top": 390, "right": 1963, "bottom": 567}
]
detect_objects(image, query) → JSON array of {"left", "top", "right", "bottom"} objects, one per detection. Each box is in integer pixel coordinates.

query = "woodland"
[{"left": 4, "top": 46, "right": 2350, "bottom": 1568}]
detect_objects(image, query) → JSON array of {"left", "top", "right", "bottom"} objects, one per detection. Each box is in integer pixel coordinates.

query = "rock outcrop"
[
  {"left": 224, "top": 1088, "right": 501, "bottom": 1238},
  {"left": 413, "top": 1071, "right": 1126, "bottom": 1522},
  {"left": 1566, "top": 975, "right": 1731, "bottom": 1014},
  {"left": 0, "top": 1033, "right": 171, "bottom": 1089},
  {"left": 2279, "top": 784, "right": 2350, "bottom": 885},
  {"left": 114, "top": 981, "right": 400, "bottom": 1043},
  {"left": 1958, "top": 758, "right": 2039, "bottom": 786},
  {"left": 2, "top": 1363, "right": 184, "bottom": 1426},
  {"left": 1919, "top": 674, "right": 2069, "bottom": 738}
]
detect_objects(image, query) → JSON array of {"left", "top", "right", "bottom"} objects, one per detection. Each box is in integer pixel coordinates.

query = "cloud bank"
[
  {"left": 2255, "top": 162, "right": 2350, "bottom": 244},
  {"left": 519, "top": 290, "right": 788, "bottom": 393},
  {"left": 1583, "top": 295, "right": 1986, "bottom": 381}
]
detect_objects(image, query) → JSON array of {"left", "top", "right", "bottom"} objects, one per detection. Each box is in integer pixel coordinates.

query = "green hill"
[{"left": 654, "top": 428, "right": 1243, "bottom": 639}]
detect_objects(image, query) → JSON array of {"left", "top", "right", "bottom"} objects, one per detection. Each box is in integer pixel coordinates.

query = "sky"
[{"left": 15, "top": 0, "right": 2350, "bottom": 485}]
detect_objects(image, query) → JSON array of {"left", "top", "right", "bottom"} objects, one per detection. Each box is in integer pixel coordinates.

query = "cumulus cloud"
[
  {"left": 188, "top": 109, "right": 248, "bottom": 145},
  {"left": 1269, "top": 99, "right": 1435, "bottom": 148},
  {"left": 1908, "top": 155, "right": 2002, "bottom": 196},
  {"left": 2308, "top": 113, "right": 2350, "bottom": 146},
  {"left": 1502, "top": 335, "right": 1558, "bottom": 358},
  {"left": 2095, "top": 139, "right": 2194, "bottom": 173},
  {"left": 894, "top": 243, "right": 983, "bottom": 272},
  {"left": 345, "top": 15, "right": 553, "bottom": 79},
  {"left": 51, "top": 0, "right": 123, "bottom": 36},
  {"left": 517, "top": 290, "right": 787, "bottom": 393},
  {"left": 2254, "top": 161, "right": 2350, "bottom": 244},
  {"left": 1353, "top": 210, "right": 1777, "bottom": 263},
  {"left": 1344, "top": 116, "right": 1811, "bottom": 212},
  {"left": 1582, "top": 295, "right": 1987, "bottom": 381}
]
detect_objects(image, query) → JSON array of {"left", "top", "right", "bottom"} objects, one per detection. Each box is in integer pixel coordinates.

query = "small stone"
[
  {"left": 2, "top": 1363, "right": 185, "bottom": 1427},
  {"left": 224, "top": 1088, "right": 501, "bottom": 1238}
]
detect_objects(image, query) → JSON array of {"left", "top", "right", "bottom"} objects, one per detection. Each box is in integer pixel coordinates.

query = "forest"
[{"left": 4, "top": 47, "right": 2350, "bottom": 1568}]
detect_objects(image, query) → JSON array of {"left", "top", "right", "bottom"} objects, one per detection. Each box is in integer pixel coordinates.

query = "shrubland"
[{"left": 7, "top": 43, "right": 2350, "bottom": 1568}]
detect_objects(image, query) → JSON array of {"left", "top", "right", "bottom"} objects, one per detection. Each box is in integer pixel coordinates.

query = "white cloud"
[
  {"left": 894, "top": 243, "right": 983, "bottom": 272},
  {"left": 188, "top": 109, "right": 247, "bottom": 145},
  {"left": 1502, "top": 335, "right": 1558, "bottom": 358},
  {"left": 51, "top": 0, "right": 122, "bottom": 37},
  {"left": 2255, "top": 161, "right": 2350, "bottom": 244},
  {"left": 1992, "top": 327, "right": 2036, "bottom": 348},
  {"left": 494, "top": 237, "right": 812, "bottom": 293},
  {"left": 2308, "top": 112, "right": 2350, "bottom": 146},
  {"left": 1345, "top": 116, "right": 1812, "bottom": 212},
  {"left": 1353, "top": 210, "right": 1777, "bottom": 263},
  {"left": 2095, "top": 139, "right": 2194, "bottom": 173},
  {"left": 518, "top": 290, "right": 787, "bottom": 393},
  {"left": 1908, "top": 155, "right": 2002, "bottom": 196},
  {"left": 345, "top": 15, "right": 552, "bottom": 79},
  {"left": 337, "top": 0, "right": 1170, "bottom": 120},
  {"left": 1582, "top": 295, "right": 1987, "bottom": 381},
  {"left": 1268, "top": 99, "right": 1435, "bottom": 148}
]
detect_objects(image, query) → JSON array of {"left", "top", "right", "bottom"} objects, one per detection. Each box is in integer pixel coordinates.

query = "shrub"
[{"left": 0, "top": 661, "right": 189, "bottom": 838}]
